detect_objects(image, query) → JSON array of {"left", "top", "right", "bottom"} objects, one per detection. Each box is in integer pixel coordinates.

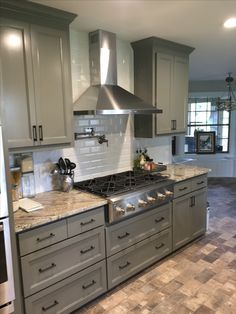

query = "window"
[{"left": 185, "top": 98, "right": 230, "bottom": 153}]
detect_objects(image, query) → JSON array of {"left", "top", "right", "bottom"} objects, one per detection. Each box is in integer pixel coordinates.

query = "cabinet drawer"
[
  {"left": 21, "top": 226, "right": 105, "bottom": 297},
  {"left": 67, "top": 207, "right": 104, "bottom": 237},
  {"left": 106, "top": 203, "right": 171, "bottom": 257},
  {"left": 18, "top": 220, "right": 67, "bottom": 256},
  {"left": 107, "top": 228, "right": 172, "bottom": 289},
  {"left": 25, "top": 260, "right": 107, "bottom": 314},
  {"left": 191, "top": 175, "right": 207, "bottom": 191},
  {"left": 174, "top": 180, "right": 191, "bottom": 198}
]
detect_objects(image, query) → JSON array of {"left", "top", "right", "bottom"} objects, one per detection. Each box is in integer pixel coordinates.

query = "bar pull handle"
[
  {"left": 32, "top": 125, "right": 37, "bottom": 142},
  {"left": 82, "top": 279, "right": 96, "bottom": 290},
  {"left": 179, "top": 187, "right": 187, "bottom": 191},
  {"left": 42, "top": 300, "right": 58, "bottom": 311},
  {"left": 155, "top": 243, "right": 165, "bottom": 250},
  {"left": 39, "top": 125, "right": 43, "bottom": 141},
  {"left": 39, "top": 263, "right": 56, "bottom": 273},
  {"left": 36, "top": 233, "right": 55, "bottom": 243},
  {"left": 155, "top": 217, "right": 165, "bottom": 223},
  {"left": 118, "top": 232, "right": 130, "bottom": 239},
  {"left": 119, "top": 261, "right": 131, "bottom": 270},
  {"left": 197, "top": 180, "right": 205, "bottom": 185},
  {"left": 80, "top": 245, "right": 95, "bottom": 254},
  {"left": 80, "top": 218, "right": 95, "bottom": 226}
]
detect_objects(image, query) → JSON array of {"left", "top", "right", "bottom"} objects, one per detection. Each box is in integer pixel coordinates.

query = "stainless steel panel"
[{"left": 0, "top": 218, "right": 15, "bottom": 308}]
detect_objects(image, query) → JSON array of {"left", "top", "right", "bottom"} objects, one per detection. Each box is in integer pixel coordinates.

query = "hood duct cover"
[{"left": 73, "top": 30, "right": 162, "bottom": 115}]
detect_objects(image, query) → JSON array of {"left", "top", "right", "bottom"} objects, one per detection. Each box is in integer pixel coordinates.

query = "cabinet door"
[
  {"left": 191, "top": 188, "right": 207, "bottom": 239},
  {"left": 156, "top": 52, "right": 173, "bottom": 135},
  {"left": 172, "top": 56, "right": 189, "bottom": 133},
  {"left": 0, "top": 21, "right": 36, "bottom": 148},
  {"left": 172, "top": 194, "right": 191, "bottom": 251},
  {"left": 31, "top": 25, "right": 72, "bottom": 146}
]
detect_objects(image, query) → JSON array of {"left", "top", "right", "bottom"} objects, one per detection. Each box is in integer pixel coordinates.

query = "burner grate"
[{"left": 74, "top": 170, "right": 169, "bottom": 197}]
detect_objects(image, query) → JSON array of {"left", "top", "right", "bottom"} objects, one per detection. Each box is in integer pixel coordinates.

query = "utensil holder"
[{"left": 61, "top": 173, "right": 74, "bottom": 192}]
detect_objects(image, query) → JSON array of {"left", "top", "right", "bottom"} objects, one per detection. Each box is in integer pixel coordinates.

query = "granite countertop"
[
  {"left": 14, "top": 190, "right": 107, "bottom": 233},
  {"left": 163, "top": 164, "right": 210, "bottom": 182},
  {"left": 14, "top": 165, "right": 210, "bottom": 233}
]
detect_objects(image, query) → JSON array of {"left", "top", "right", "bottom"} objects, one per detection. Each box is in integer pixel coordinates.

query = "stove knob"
[
  {"left": 147, "top": 196, "right": 156, "bottom": 203},
  {"left": 126, "top": 203, "right": 135, "bottom": 211},
  {"left": 138, "top": 199, "right": 148, "bottom": 207},
  {"left": 157, "top": 193, "right": 166, "bottom": 200},
  {"left": 165, "top": 190, "right": 173, "bottom": 197},
  {"left": 115, "top": 206, "right": 125, "bottom": 215}
]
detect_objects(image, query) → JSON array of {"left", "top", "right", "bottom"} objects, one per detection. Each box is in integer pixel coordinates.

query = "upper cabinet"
[
  {"left": 132, "top": 37, "right": 194, "bottom": 138},
  {"left": 0, "top": 0, "right": 76, "bottom": 149}
]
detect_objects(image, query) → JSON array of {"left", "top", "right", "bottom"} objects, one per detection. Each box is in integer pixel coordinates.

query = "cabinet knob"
[{"left": 138, "top": 199, "right": 148, "bottom": 206}]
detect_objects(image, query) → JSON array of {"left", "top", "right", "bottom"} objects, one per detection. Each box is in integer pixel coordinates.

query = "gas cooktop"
[{"left": 74, "top": 170, "right": 170, "bottom": 197}]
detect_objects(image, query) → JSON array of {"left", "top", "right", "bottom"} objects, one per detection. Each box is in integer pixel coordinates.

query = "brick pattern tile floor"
[{"left": 74, "top": 178, "right": 236, "bottom": 314}]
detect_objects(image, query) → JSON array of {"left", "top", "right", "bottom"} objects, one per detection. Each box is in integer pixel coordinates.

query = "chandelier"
[{"left": 216, "top": 73, "right": 236, "bottom": 111}]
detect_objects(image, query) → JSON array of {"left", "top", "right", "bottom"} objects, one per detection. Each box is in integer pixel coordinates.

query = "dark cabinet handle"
[
  {"left": 42, "top": 300, "right": 58, "bottom": 311},
  {"left": 32, "top": 125, "right": 37, "bottom": 141},
  {"left": 36, "top": 233, "right": 55, "bottom": 243},
  {"left": 190, "top": 196, "right": 195, "bottom": 207},
  {"left": 82, "top": 279, "right": 96, "bottom": 290},
  {"left": 39, "top": 263, "right": 56, "bottom": 273},
  {"left": 197, "top": 180, "right": 205, "bottom": 185},
  {"left": 155, "top": 217, "right": 165, "bottom": 223},
  {"left": 39, "top": 125, "right": 43, "bottom": 141},
  {"left": 118, "top": 232, "right": 130, "bottom": 239},
  {"left": 80, "top": 245, "right": 95, "bottom": 254},
  {"left": 80, "top": 218, "right": 95, "bottom": 226},
  {"left": 179, "top": 187, "right": 187, "bottom": 191},
  {"left": 155, "top": 243, "right": 165, "bottom": 250},
  {"left": 119, "top": 261, "right": 131, "bottom": 270}
]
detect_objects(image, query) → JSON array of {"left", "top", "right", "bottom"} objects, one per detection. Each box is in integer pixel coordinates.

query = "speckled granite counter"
[
  {"left": 163, "top": 164, "right": 210, "bottom": 182},
  {"left": 14, "top": 190, "right": 107, "bottom": 233}
]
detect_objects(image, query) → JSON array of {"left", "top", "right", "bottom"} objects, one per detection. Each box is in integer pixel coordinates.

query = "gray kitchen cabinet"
[
  {"left": 132, "top": 37, "right": 194, "bottom": 137},
  {"left": 67, "top": 206, "right": 104, "bottom": 237},
  {"left": 25, "top": 260, "right": 107, "bottom": 314},
  {"left": 0, "top": 21, "right": 36, "bottom": 148},
  {"left": 1, "top": 2, "right": 76, "bottom": 149},
  {"left": 21, "top": 226, "right": 105, "bottom": 297},
  {"left": 106, "top": 203, "right": 171, "bottom": 257},
  {"left": 107, "top": 228, "right": 172, "bottom": 289},
  {"left": 173, "top": 175, "right": 207, "bottom": 251},
  {"left": 17, "top": 206, "right": 107, "bottom": 313},
  {"left": 18, "top": 219, "right": 67, "bottom": 256}
]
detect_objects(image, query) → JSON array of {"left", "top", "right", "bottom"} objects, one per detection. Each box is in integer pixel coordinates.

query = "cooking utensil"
[
  {"left": 70, "top": 162, "right": 76, "bottom": 172},
  {"left": 58, "top": 157, "right": 67, "bottom": 175},
  {"left": 65, "top": 158, "right": 72, "bottom": 175}
]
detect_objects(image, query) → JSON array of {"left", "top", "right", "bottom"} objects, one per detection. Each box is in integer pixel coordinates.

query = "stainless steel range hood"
[{"left": 73, "top": 30, "right": 162, "bottom": 115}]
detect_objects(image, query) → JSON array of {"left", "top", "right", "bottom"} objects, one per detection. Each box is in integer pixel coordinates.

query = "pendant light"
[{"left": 216, "top": 73, "right": 236, "bottom": 111}]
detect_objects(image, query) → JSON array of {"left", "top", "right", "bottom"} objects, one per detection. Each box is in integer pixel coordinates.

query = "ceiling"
[{"left": 30, "top": 0, "right": 236, "bottom": 82}]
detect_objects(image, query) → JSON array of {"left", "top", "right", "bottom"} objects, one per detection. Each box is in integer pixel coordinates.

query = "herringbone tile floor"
[{"left": 75, "top": 178, "right": 236, "bottom": 313}]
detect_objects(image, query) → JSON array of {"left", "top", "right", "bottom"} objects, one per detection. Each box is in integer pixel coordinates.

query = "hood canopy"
[{"left": 73, "top": 30, "right": 162, "bottom": 115}]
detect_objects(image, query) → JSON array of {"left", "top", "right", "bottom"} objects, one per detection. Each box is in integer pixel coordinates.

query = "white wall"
[{"left": 33, "top": 29, "right": 172, "bottom": 193}]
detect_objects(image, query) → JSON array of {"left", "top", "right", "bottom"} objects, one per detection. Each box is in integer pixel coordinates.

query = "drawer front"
[
  {"left": 191, "top": 175, "right": 207, "bottom": 191},
  {"left": 107, "top": 228, "right": 172, "bottom": 289},
  {"left": 21, "top": 226, "right": 105, "bottom": 297},
  {"left": 67, "top": 207, "right": 104, "bottom": 237},
  {"left": 18, "top": 220, "right": 67, "bottom": 256},
  {"left": 25, "top": 260, "right": 107, "bottom": 314},
  {"left": 106, "top": 203, "right": 171, "bottom": 257},
  {"left": 174, "top": 180, "right": 192, "bottom": 198}
]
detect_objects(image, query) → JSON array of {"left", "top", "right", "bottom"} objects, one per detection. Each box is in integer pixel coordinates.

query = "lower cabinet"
[
  {"left": 25, "top": 260, "right": 106, "bottom": 314},
  {"left": 107, "top": 228, "right": 172, "bottom": 289},
  {"left": 173, "top": 176, "right": 207, "bottom": 251},
  {"left": 17, "top": 207, "right": 106, "bottom": 314}
]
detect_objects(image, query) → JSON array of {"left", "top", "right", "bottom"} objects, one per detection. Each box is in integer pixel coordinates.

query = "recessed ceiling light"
[{"left": 224, "top": 18, "right": 236, "bottom": 28}]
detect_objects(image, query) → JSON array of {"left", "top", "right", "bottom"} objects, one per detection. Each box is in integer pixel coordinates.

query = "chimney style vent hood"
[{"left": 73, "top": 30, "right": 162, "bottom": 115}]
